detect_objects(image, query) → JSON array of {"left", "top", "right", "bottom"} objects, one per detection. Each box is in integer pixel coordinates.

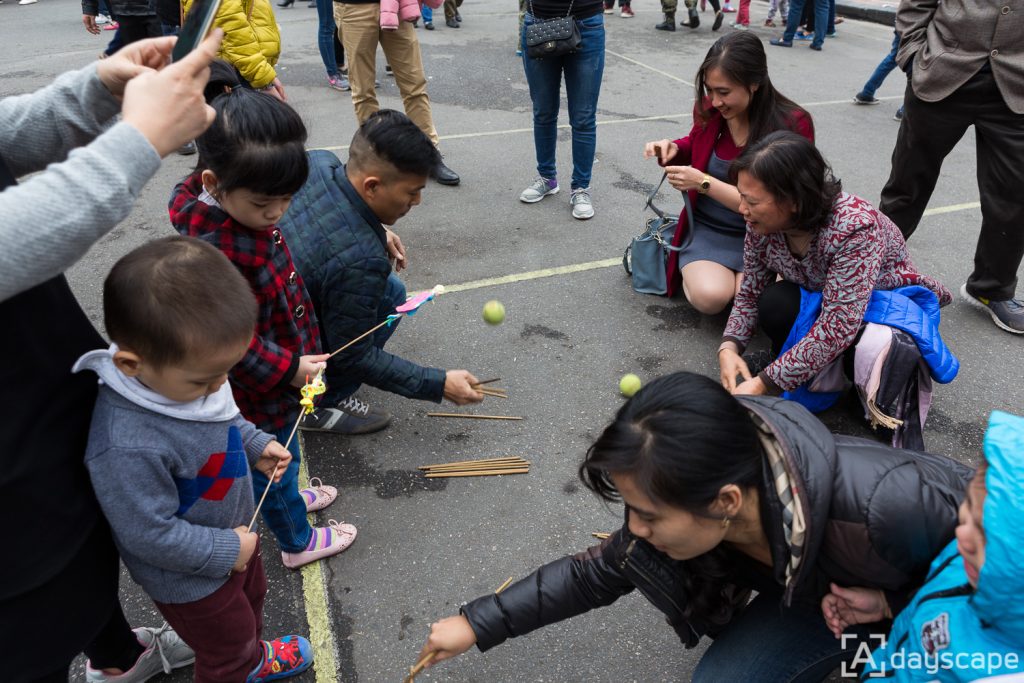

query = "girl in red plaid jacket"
[{"left": 169, "top": 65, "right": 356, "bottom": 570}]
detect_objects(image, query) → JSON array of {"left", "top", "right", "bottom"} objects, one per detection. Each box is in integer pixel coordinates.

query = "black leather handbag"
[{"left": 524, "top": 0, "right": 582, "bottom": 59}]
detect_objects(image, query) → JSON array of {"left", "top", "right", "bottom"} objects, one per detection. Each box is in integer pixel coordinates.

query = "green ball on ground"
[
  {"left": 483, "top": 300, "right": 506, "bottom": 325},
  {"left": 619, "top": 373, "right": 642, "bottom": 397}
]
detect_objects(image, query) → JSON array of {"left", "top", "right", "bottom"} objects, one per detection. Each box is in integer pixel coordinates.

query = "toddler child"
[
  {"left": 822, "top": 411, "right": 1024, "bottom": 681},
  {"left": 170, "top": 65, "right": 355, "bottom": 569},
  {"left": 76, "top": 236, "right": 315, "bottom": 682}
]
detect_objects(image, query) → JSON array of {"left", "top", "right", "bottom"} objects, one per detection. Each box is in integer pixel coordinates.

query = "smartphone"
[{"left": 171, "top": 0, "right": 223, "bottom": 62}]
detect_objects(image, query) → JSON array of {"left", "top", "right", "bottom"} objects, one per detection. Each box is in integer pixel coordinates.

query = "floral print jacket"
[{"left": 723, "top": 193, "right": 952, "bottom": 393}]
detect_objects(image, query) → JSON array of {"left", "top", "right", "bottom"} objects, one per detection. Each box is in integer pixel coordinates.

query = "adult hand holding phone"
[{"left": 119, "top": 31, "right": 224, "bottom": 158}]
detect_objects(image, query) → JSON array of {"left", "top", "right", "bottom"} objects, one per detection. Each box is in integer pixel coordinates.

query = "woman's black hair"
[
  {"left": 729, "top": 130, "right": 843, "bottom": 232},
  {"left": 195, "top": 60, "right": 308, "bottom": 196},
  {"left": 694, "top": 33, "right": 813, "bottom": 145},
  {"left": 579, "top": 371, "right": 764, "bottom": 631}
]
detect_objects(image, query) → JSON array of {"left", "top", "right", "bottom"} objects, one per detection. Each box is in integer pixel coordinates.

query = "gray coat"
[{"left": 897, "top": 0, "right": 1024, "bottom": 113}]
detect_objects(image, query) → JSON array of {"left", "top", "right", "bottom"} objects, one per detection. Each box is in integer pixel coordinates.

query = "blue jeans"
[
  {"left": 692, "top": 589, "right": 877, "bottom": 682},
  {"left": 521, "top": 13, "right": 605, "bottom": 190},
  {"left": 323, "top": 273, "right": 406, "bottom": 404},
  {"left": 250, "top": 424, "right": 312, "bottom": 553},
  {"left": 422, "top": 4, "right": 432, "bottom": 21},
  {"left": 316, "top": 0, "right": 340, "bottom": 78},
  {"left": 783, "top": 0, "right": 828, "bottom": 49},
  {"left": 858, "top": 31, "right": 900, "bottom": 99}
]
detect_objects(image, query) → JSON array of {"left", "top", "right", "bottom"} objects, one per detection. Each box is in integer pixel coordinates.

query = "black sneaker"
[
  {"left": 300, "top": 396, "right": 393, "bottom": 434},
  {"left": 960, "top": 284, "right": 1024, "bottom": 334}
]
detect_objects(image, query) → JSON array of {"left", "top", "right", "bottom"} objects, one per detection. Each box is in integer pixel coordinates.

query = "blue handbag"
[{"left": 623, "top": 173, "right": 694, "bottom": 296}]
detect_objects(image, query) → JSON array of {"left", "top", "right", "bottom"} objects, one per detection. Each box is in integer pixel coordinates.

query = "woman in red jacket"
[{"left": 643, "top": 32, "right": 813, "bottom": 311}]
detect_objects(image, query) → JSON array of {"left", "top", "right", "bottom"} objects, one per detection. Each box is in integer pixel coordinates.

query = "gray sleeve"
[
  {"left": 235, "top": 414, "right": 276, "bottom": 466},
  {"left": 86, "top": 445, "right": 241, "bottom": 579},
  {"left": 0, "top": 67, "right": 162, "bottom": 302},
  {"left": 0, "top": 64, "right": 122, "bottom": 177}
]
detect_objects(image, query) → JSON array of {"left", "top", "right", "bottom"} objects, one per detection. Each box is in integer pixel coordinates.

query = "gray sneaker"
[
  {"left": 571, "top": 187, "right": 595, "bottom": 220},
  {"left": 300, "top": 395, "right": 393, "bottom": 434},
  {"left": 960, "top": 284, "right": 1024, "bottom": 334},
  {"left": 519, "top": 176, "right": 559, "bottom": 203},
  {"left": 85, "top": 623, "right": 195, "bottom": 683}
]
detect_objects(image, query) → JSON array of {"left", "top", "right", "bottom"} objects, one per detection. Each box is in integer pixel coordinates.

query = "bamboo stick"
[
  {"left": 470, "top": 378, "right": 501, "bottom": 387},
  {"left": 478, "top": 388, "right": 508, "bottom": 399},
  {"left": 405, "top": 651, "right": 435, "bottom": 683},
  {"left": 408, "top": 576, "right": 512, "bottom": 682},
  {"left": 426, "top": 413, "right": 523, "bottom": 421},
  {"left": 418, "top": 457, "right": 527, "bottom": 470},
  {"left": 425, "top": 468, "right": 530, "bottom": 478},
  {"left": 422, "top": 464, "right": 531, "bottom": 475},
  {"left": 591, "top": 532, "right": 611, "bottom": 540},
  {"left": 417, "top": 458, "right": 528, "bottom": 471},
  {"left": 328, "top": 317, "right": 397, "bottom": 359},
  {"left": 421, "top": 462, "right": 528, "bottom": 472},
  {"left": 247, "top": 407, "right": 304, "bottom": 532}
]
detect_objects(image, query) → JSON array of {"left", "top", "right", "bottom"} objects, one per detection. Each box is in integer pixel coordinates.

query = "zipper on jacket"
[{"left": 619, "top": 539, "right": 690, "bottom": 620}]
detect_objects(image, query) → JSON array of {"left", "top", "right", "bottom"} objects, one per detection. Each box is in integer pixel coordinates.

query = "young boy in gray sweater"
[{"left": 75, "top": 236, "right": 317, "bottom": 683}]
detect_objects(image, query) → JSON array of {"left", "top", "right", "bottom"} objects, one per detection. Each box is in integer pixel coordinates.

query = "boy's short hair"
[
  {"left": 104, "top": 236, "right": 257, "bottom": 368},
  {"left": 347, "top": 109, "right": 441, "bottom": 179}
]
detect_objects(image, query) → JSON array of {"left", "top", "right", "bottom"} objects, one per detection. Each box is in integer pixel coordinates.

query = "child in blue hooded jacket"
[{"left": 822, "top": 410, "right": 1024, "bottom": 681}]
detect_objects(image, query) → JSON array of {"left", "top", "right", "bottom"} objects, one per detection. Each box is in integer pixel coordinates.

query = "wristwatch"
[{"left": 698, "top": 174, "right": 712, "bottom": 194}]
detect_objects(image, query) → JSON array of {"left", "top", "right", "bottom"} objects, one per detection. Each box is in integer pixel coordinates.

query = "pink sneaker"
[
  {"left": 103, "top": 21, "right": 119, "bottom": 30},
  {"left": 299, "top": 477, "right": 337, "bottom": 512},
  {"left": 281, "top": 520, "right": 357, "bottom": 569}
]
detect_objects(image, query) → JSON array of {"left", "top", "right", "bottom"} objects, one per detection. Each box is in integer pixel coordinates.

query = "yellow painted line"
[
  {"left": 441, "top": 201, "right": 981, "bottom": 293},
  {"left": 923, "top": 201, "right": 980, "bottom": 216},
  {"left": 445, "top": 257, "right": 621, "bottom": 293},
  {"left": 296, "top": 441, "right": 339, "bottom": 683},
  {"left": 605, "top": 49, "right": 695, "bottom": 86}
]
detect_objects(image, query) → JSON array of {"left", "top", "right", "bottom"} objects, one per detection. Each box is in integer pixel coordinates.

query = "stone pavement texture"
[{"left": 2, "top": 0, "right": 1020, "bottom": 681}]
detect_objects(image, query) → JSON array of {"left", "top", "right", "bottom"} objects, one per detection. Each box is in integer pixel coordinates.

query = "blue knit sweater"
[{"left": 77, "top": 352, "right": 274, "bottom": 604}]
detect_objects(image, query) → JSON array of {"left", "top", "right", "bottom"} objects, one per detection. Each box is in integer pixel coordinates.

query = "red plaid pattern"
[{"left": 169, "top": 173, "right": 321, "bottom": 430}]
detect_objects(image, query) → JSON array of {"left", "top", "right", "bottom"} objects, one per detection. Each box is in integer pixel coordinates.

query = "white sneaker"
[
  {"left": 571, "top": 187, "right": 595, "bottom": 220},
  {"left": 18, "top": 0, "right": 39, "bottom": 5},
  {"left": 96, "top": 12, "right": 111, "bottom": 23},
  {"left": 85, "top": 623, "right": 195, "bottom": 683},
  {"left": 519, "top": 176, "right": 559, "bottom": 203}
]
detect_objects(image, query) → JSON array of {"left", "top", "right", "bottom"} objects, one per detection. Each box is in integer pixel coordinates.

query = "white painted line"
[
  {"left": 604, "top": 49, "right": 695, "bottom": 86},
  {"left": 439, "top": 201, "right": 982, "bottom": 293}
]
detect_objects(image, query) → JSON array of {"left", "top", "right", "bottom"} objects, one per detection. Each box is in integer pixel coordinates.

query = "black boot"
[
  {"left": 681, "top": 4, "right": 699, "bottom": 27},
  {"left": 277, "top": 0, "right": 294, "bottom": 7},
  {"left": 655, "top": 12, "right": 676, "bottom": 30},
  {"left": 433, "top": 158, "right": 460, "bottom": 186}
]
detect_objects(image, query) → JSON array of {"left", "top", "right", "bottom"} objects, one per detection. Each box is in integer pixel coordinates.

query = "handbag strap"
[
  {"left": 645, "top": 172, "right": 694, "bottom": 253},
  {"left": 527, "top": 0, "right": 575, "bottom": 19}
]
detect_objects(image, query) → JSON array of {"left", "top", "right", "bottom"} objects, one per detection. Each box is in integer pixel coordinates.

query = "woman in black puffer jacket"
[{"left": 416, "top": 372, "right": 973, "bottom": 682}]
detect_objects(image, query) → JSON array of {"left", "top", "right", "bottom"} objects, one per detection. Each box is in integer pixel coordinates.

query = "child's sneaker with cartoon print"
[{"left": 247, "top": 636, "right": 314, "bottom": 682}]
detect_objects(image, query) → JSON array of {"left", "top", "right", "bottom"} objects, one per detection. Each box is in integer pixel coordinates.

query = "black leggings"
[{"left": 757, "top": 280, "right": 860, "bottom": 378}]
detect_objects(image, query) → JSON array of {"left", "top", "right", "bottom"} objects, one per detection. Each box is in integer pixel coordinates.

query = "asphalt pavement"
[{"left": 3, "top": 0, "right": 1021, "bottom": 681}]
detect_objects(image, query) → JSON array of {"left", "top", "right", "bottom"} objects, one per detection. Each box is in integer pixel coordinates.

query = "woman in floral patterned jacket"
[{"left": 718, "top": 131, "right": 952, "bottom": 397}]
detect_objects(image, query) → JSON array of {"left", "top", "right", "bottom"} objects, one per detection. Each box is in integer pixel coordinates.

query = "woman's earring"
[{"left": 721, "top": 516, "right": 731, "bottom": 530}]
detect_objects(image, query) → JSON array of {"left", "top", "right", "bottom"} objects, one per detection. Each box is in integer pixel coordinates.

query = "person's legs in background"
[
  {"left": 112, "top": 14, "right": 162, "bottom": 44},
  {"left": 808, "top": 0, "right": 828, "bottom": 49},
  {"left": 339, "top": 2, "right": 383, "bottom": 124},
  {"left": 317, "top": 0, "right": 348, "bottom": 89},
  {"left": 443, "top": 0, "right": 462, "bottom": 27},
  {"left": 421, "top": 2, "right": 433, "bottom": 28},
  {"left": 561, "top": 13, "right": 605, "bottom": 219},
  {"left": 520, "top": 16, "right": 565, "bottom": 200},
  {"left": 855, "top": 30, "right": 899, "bottom": 102}
]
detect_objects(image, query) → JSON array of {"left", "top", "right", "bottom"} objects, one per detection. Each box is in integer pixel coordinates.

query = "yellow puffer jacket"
[{"left": 182, "top": 0, "right": 281, "bottom": 89}]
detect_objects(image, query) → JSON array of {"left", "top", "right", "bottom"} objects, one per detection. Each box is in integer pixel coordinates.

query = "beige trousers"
[{"left": 334, "top": 2, "right": 439, "bottom": 145}]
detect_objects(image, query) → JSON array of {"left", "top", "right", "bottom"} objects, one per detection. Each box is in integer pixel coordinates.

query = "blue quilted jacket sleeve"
[{"left": 281, "top": 150, "right": 445, "bottom": 403}]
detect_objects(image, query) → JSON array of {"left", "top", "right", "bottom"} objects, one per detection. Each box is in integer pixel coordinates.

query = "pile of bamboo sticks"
[{"left": 418, "top": 456, "right": 530, "bottom": 478}]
